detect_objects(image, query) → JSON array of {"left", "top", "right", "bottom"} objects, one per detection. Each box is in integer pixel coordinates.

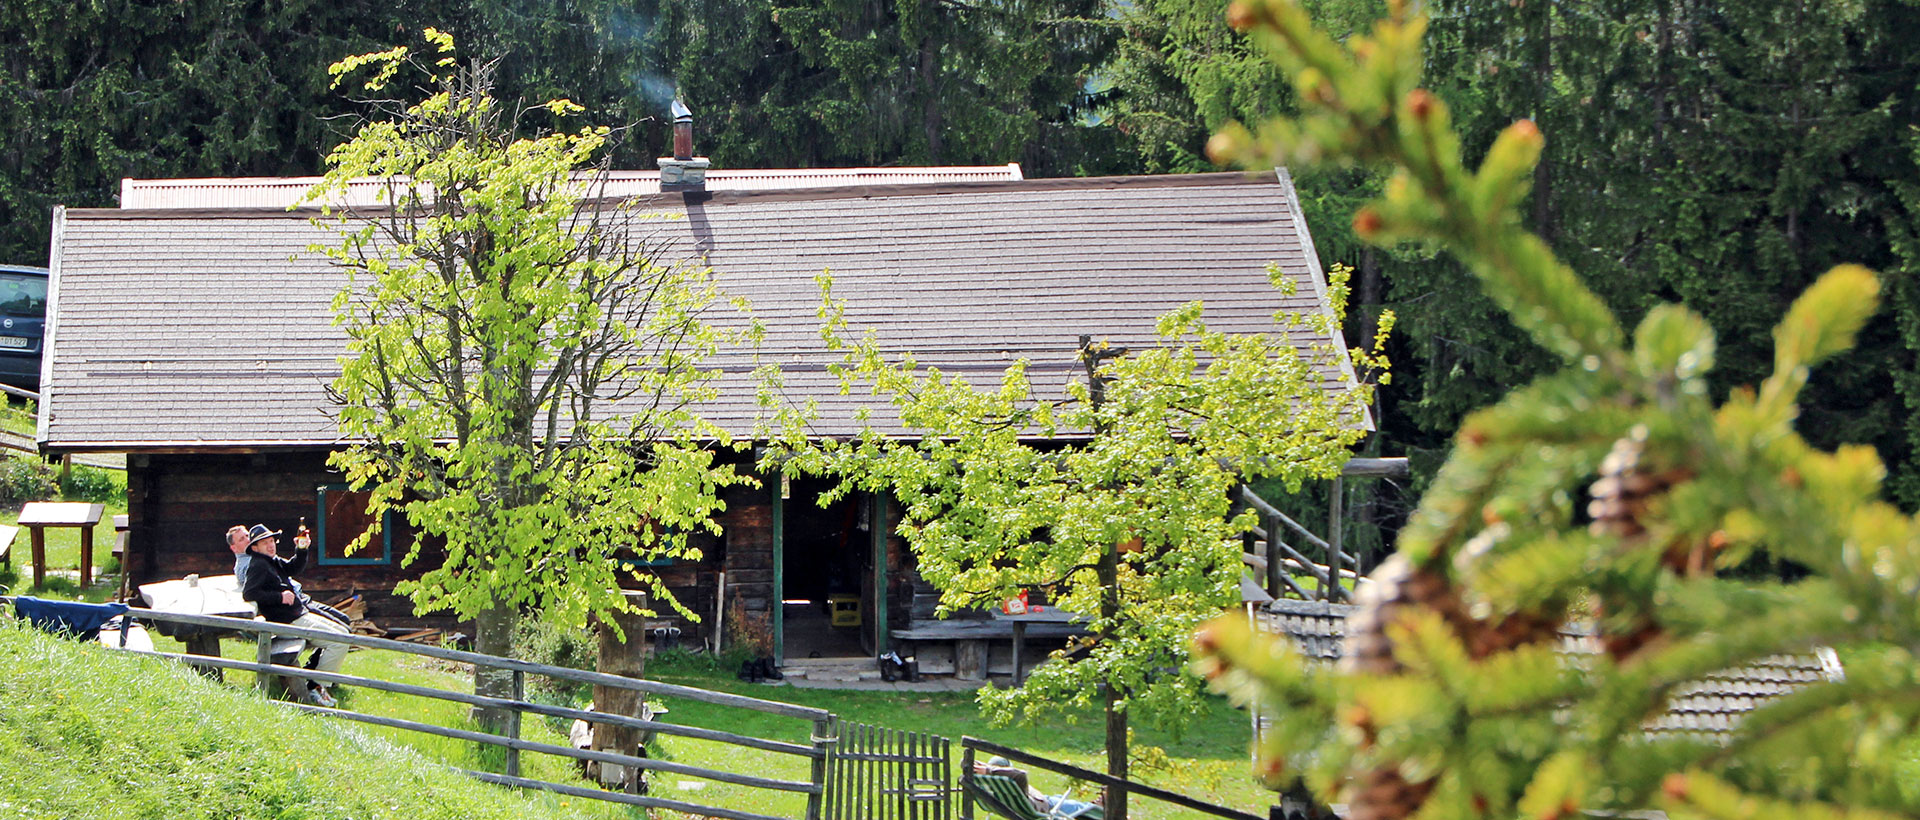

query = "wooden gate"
[{"left": 824, "top": 719, "right": 953, "bottom": 820}]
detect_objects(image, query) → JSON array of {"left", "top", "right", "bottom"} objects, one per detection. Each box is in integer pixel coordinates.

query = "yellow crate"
[{"left": 828, "top": 594, "right": 861, "bottom": 628}]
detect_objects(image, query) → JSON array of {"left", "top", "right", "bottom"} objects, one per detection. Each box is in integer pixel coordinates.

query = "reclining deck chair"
[{"left": 963, "top": 772, "right": 1103, "bottom": 820}]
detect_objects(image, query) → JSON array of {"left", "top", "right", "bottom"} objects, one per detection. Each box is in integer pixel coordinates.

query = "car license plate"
[{"left": 0, "top": 337, "right": 27, "bottom": 349}]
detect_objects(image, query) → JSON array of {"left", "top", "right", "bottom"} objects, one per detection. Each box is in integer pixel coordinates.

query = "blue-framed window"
[{"left": 314, "top": 484, "right": 394, "bottom": 566}]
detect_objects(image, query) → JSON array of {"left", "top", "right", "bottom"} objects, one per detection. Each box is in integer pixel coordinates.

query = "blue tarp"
[{"left": 9, "top": 596, "right": 128, "bottom": 640}]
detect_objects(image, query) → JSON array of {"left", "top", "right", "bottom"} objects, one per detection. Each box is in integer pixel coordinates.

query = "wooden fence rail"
[{"left": 104, "top": 606, "right": 835, "bottom": 819}]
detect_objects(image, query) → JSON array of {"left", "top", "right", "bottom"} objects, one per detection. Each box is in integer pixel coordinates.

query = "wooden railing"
[
  {"left": 1240, "top": 484, "right": 1354, "bottom": 603},
  {"left": 118, "top": 607, "right": 836, "bottom": 820},
  {"left": 958, "top": 737, "right": 1263, "bottom": 820}
]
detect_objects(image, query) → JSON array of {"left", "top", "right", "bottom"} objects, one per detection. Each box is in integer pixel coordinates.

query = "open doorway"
[{"left": 780, "top": 478, "right": 870, "bottom": 660}]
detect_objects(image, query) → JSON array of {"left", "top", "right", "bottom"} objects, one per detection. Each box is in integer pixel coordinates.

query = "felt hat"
[{"left": 246, "top": 524, "right": 281, "bottom": 546}]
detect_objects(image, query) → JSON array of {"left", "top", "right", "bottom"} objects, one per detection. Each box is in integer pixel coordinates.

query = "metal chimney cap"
[{"left": 671, "top": 99, "right": 692, "bottom": 123}]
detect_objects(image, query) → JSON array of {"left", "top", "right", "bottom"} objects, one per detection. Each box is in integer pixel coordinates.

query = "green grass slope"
[{"left": 0, "top": 621, "right": 618, "bottom": 820}]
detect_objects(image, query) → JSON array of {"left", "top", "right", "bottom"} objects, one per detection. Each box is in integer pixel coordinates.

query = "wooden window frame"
[{"left": 314, "top": 483, "right": 394, "bottom": 566}]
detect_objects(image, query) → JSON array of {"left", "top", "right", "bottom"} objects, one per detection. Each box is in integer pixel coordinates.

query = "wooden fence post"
[
  {"left": 1327, "top": 477, "right": 1345, "bottom": 601},
  {"left": 809, "top": 716, "right": 834, "bottom": 820},
  {"left": 255, "top": 632, "right": 274, "bottom": 693},
  {"left": 505, "top": 669, "right": 523, "bottom": 778},
  {"left": 960, "top": 745, "right": 976, "bottom": 820},
  {"left": 594, "top": 589, "right": 650, "bottom": 792},
  {"left": 1264, "top": 513, "right": 1282, "bottom": 598}
]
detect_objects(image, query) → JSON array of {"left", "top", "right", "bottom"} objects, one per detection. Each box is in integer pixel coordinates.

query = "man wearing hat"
[{"left": 239, "top": 523, "right": 351, "bottom": 708}]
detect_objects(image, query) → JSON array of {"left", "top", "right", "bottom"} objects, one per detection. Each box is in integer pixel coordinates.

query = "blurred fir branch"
[{"left": 1195, "top": 2, "right": 1917, "bottom": 819}]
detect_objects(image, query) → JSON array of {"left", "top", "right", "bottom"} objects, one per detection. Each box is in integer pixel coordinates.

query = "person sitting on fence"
[
  {"left": 239, "top": 523, "right": 350, "bottom": 708},
  {"left": 970, "top": 757, "right": 1103, "bottom": 820}
]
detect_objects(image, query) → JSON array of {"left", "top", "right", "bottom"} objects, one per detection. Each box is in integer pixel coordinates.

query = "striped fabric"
[{"left": 966, "top": 774, "right": 1048, "bottom": 820}]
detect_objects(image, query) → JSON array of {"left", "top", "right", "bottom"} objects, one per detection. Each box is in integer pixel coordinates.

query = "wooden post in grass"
[
  {"left": 255, "top": 632, "right": 275, "bottom": 693},
  {"left": 505, "top": 670, "right": 523, "bottom": 777},
  {"left": 593, "top": 589, "right": 649, "bottom": 792},
  {"left": 807, "top": 716, "right": 835, "bottom": 820}
]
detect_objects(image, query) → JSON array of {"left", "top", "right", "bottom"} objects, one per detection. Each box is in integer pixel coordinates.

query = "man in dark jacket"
[{"left": 239, "top": 523, "right": 349, "bottom": 707}]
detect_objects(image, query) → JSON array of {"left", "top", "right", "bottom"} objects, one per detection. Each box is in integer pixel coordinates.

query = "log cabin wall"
[
  {"left": 124, "top": 450, "right": 909, "bottom": 649},
  {"left": 714, "top": 480, "right": 774, "bottom": 649},
  {"left": 127, "top": 450, "right": 445, "bottom": 630}
]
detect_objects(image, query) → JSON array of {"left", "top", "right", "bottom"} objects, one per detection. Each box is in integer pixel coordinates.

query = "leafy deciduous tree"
[
  {"left": 313, "top": 31, "right": 750, "bottom": 725},
  {"left": 774, "top": 271, "right": 1388, "bottom": 819}
]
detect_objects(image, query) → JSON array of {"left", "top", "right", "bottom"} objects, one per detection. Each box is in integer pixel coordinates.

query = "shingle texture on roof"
[
  {"left": 45, "top": 172, "right": 1358, "bottom": 450},
  {"left": 1255, "top": 597, "right": 1839, "bottom": 742}
]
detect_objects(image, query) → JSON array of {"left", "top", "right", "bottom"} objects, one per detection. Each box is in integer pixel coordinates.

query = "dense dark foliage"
[{"left": 4, "top": 0, "right": 1916, "bottom": 514}]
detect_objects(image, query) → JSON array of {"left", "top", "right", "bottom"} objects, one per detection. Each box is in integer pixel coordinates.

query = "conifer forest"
[{"left": 5, "top": 0, "right": 1918, "bottom": 526}]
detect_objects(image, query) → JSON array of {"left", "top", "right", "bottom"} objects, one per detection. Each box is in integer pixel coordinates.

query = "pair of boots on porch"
[{"left": 736, "top": 655, "right": 783, "bottom": 682}]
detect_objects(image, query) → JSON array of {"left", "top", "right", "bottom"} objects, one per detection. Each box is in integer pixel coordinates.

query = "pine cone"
[
  {"left": 1588, "top": 436, "right": 1664, "bottom": 539},
  {"left": 1587, "top": 434, "right": 1697, "bottom": 661},
  {"left": 1347, "top": 767, "right": 1435, "bottom": 820},
  {"left": 1344, "top": 554, "right": 1453, "bottom": 675}
]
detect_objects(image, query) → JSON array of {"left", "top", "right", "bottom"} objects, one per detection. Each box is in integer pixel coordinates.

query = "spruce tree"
[{"left": 1198, "top": 2, "right": 1915, "bottom": 818}]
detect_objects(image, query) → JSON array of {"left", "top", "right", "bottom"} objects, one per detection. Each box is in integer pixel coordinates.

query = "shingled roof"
[
  {"left": 1256, "top": 597, "right": 1843, "bottom": 742},
  {"left": 117, "top": 165, "right": 1025, "bottom": 209},
  {"left": 41, "top": 171, "right": 1359, "bottom": 451}
]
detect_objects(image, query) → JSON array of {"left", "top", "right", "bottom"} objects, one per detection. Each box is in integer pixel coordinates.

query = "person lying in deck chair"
[{"left": 966, "top": 757, "right": 1103, "bottom": 820}]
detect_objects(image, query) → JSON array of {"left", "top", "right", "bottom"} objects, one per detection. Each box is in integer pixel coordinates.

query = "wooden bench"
[{"left": 891, "top": 620, "right": 1088, "bottom": 684}]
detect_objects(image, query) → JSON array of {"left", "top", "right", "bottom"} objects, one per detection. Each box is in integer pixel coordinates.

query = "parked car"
[{"left": 0, "top": 265, "right": 48, "bottom": 392}]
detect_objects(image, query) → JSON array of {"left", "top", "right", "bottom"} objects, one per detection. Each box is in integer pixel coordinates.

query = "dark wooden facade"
[{"left": 125, "top": 450, "right": 915, "bottom": 649}]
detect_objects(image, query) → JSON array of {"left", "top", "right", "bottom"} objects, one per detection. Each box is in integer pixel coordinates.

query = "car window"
[{"left": 0, "top": 274, "right": 46, "bottom": 318}]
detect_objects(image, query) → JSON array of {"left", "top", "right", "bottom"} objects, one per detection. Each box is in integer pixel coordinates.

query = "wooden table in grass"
[
  {"left": 990, "top": 608, "right": 1087, "bottom": 685},
  {"left": 18, "top": 502, "right": 105, "bottom": 589}
]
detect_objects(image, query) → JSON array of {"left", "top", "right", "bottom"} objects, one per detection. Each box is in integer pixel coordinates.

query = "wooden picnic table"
[
  {"left": 990, "top": 608, "right": 1086, "bottom": 686},
  {"left": 17, "top": 502, "right": 104, "bottom": 589},
  {"left": 138, "top": 574, "right": 258, "bottom": 680}
]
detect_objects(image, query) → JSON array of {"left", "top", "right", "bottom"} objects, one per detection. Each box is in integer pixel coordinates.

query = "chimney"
[
  {"left": 658, "top": 98, "right": 710, "bottom": 190},
  {"left": 671, "top": 99, "right": 694, "bottom": 161}
]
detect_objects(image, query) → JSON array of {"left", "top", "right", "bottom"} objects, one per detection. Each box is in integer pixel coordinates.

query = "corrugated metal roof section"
[
  {"left": 1254, "top": 597, "right": 1841, "bottom": 742},
  {"left": 117, "top": 165, "right": 1025, "bottom": 209},
  {"left": 47, "top": 171, "right": 1357, "bottom": 449}
]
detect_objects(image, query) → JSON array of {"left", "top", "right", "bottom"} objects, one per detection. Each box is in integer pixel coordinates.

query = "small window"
[{"left": 314, "top": 484, "right": 394, "bottom": 566}]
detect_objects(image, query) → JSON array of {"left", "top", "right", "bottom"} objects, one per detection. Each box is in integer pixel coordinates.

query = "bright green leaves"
[
  {"left": 311, "top": 34, "right": 749, "bottom": 639},
  {"left": 772, "top": 271, "right": 1384, "bottom": 732},
  {"left": 328, "top": 45, "right": 409, "bottom": 91}
]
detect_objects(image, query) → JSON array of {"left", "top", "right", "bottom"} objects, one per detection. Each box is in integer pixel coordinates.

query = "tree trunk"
[
  {"left": 1084, "top": 335, "right": 1129, "bottom": 819},
  {"left": 1530, "top": 0, "right": 1556, "bottom": 243},
  {"left": 593, "top": 590, "right": 650, "bottom": 793},
  {"left": 471, "top": 601, "right": 517, "bottom": 737},
  {"left": 920, "top": 33, "right": 944, "bottom": 165}
]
